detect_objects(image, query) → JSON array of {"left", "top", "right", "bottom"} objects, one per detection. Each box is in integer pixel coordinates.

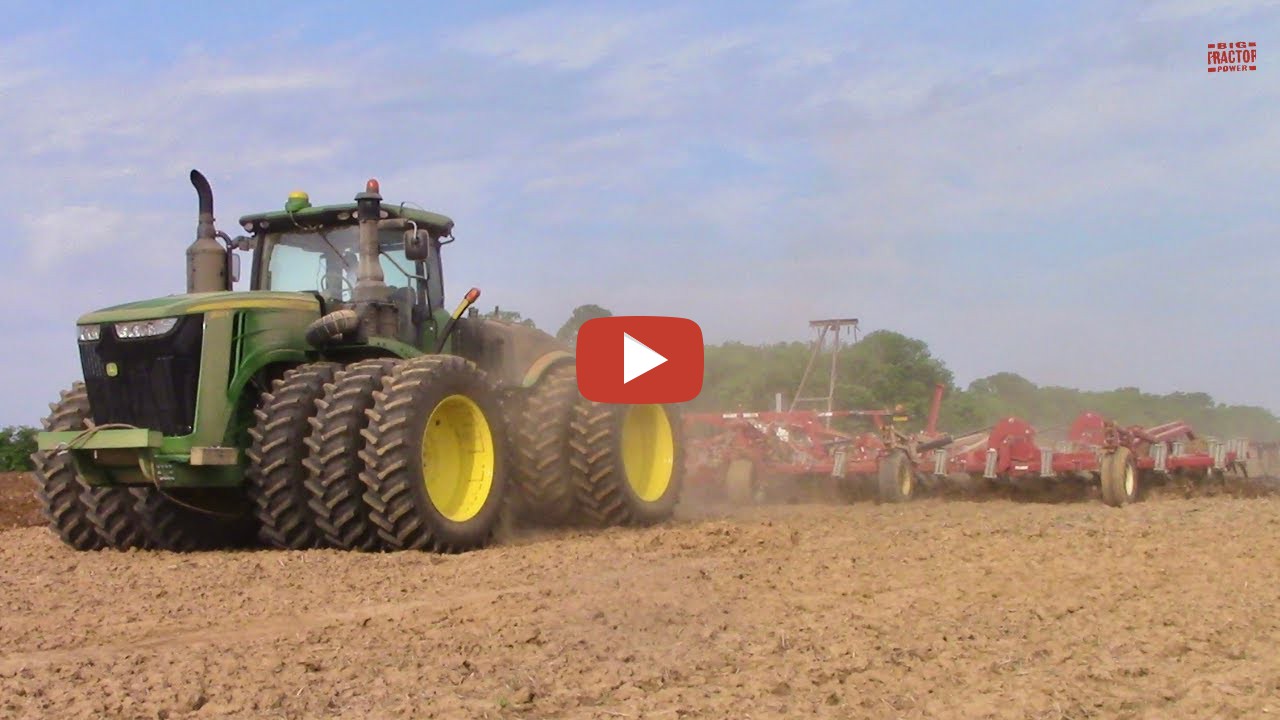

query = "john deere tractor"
[{"left": 32, "top": 171, "right": 684, "bottom": 552}]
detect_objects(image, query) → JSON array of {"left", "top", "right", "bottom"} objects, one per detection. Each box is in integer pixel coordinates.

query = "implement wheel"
[
  {"left": 360, "top": 355, "right": 509, "bottom": 552},
  {"left": 247, "top": 361, "right": 341, "bottom": 549},
  {"left": 304, "top": 358, "right": 401, "bottom": 551},
  {"left": 1100, "top": 446, "right": 1139, "bottom": 507},
  {"left": 724, "top": 458, "right": 759, "bottom": 505},
  {"left": 877, "top": 449, "right": 915, "bottom": 503},
  {"left": 570, "top": 401, "right": 684, "bottom": 527},
  {"left": 508, "top": 362, "right": 580, "bottom": 526}
]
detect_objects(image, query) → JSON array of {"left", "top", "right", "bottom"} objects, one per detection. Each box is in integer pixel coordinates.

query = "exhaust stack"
[{"left": 186, "top": 169, "right": 228, "bottom": 293}]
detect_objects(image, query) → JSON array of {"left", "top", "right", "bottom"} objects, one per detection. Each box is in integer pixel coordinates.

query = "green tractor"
[{"left": 33, "top": 171, "right": 684, "bottom": 552}]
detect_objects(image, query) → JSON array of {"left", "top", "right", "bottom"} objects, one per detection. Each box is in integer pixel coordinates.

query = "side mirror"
[
  {"left": 229, "top": 252, "right": 241, "bottom": 285},
  {"left": 404, "top": 230, "right": 431, "bottom": 261}
]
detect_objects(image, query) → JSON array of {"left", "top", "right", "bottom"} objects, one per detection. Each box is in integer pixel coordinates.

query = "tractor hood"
[{"left": 77, "top": 291, "right": 321, "bottom": 324}]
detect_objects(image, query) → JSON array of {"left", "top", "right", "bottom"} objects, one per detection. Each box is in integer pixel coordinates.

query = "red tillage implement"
[
  {"left": 683, "top": 384, "right": 950, "bottom": 504},
  {"left": 927, "top": 412, "right": 1252, "bottom": 506},
  {"left": 684, "top": 318, "right": 1263, "bottom": 508}
]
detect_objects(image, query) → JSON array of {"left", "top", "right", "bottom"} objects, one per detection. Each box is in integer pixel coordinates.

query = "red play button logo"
[{"left": 576, "top": 316, "right": 703, "bottom": 403}]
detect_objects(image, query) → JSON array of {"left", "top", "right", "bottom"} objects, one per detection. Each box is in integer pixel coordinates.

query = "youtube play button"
[{"left": 576, "top": 316, "right": 703, "bottom": 403}]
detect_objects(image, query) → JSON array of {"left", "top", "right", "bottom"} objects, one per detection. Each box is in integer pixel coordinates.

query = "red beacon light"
[{"left": 366, "top": 178, "right": 380, "bottom": 194}]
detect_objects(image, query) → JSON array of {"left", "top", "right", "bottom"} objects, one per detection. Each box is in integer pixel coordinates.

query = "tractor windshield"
[{"left": 259, "top": 227, "right": 416, "bottom": 301}]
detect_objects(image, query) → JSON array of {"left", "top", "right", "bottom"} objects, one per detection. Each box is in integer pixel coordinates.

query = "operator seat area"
[{"left": 391, "top": 286, "right": 416, "bottom": 342}]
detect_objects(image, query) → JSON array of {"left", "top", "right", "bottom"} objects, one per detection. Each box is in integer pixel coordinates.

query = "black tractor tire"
[
  {"left": 84, "top": 486, "right": 154, "bottom": 550},
  {"left": 508, "top": 362, "right": 580, "bottom": 526},
  {"left": 303, "top": 358, "right": 401, "bottom": 551},
  {"left": 359, "top": 355, "right": 510, "bottom": 552},
  {"left": 30, "top": 382, "right": 106, "bottom": 550},
  {"left": 246, "top": 362, "right": 341, "bottom": 549},
  {"left": 134, "top": 488, "right": 256, "bottom": 552},
  {"left": 569, "top": 401, "right": 685, "bottom": 527},
  {"left": 1100, "top": 446, "right": 1139, "bottom": 507},
  {"left": 877, "top": 449, "right": 915, "bottom": 503}
]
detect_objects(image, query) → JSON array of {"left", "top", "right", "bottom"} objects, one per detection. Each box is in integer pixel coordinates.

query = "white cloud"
[
  {"left": 22, "top": 206, "right": 137, "bottom": 269},
  {"left": 203, "top": 70, "right": 342, "bottom": 95},
  {"left": 450, "top": 5, "right": 673, "bottom": 71},
  {"left": 2, "top": 3, "right": 1280, "bottom": 426}
]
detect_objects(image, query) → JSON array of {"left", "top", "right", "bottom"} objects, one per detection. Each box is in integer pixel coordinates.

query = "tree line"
[
  {"left": 3, "top": 305, "right": 1272, "bottom": 472},
  {"left": 693, "top": 332, "right": 1280, "bottom": 442},
  {"left": 505, "top": 304, "right": 1280, "bottom": 441}
]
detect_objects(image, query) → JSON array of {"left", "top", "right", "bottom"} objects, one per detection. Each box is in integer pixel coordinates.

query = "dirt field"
[
  {"left": 0, "top": 473, "right": 41, "bottom": 531},
  {"left": 2, "top": 489, "right": 1280, "bottom": 719}
]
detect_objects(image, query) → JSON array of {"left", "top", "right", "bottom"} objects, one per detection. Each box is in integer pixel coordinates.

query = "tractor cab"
[{"left": 236, "top": 187, "right": 456, "bottom": 351}]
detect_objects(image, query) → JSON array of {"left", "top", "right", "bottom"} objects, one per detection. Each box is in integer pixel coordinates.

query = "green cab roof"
[{"left": 237, "top": 203, "right": 455, "bottom": 237}]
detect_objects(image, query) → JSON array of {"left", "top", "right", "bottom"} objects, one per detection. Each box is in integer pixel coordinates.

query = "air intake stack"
[
  {"left": 353, "top": 179, "right": 388, "bottom": 303},
  {"left": 351, "top": 178, "right": 399, "bottom": 338}
]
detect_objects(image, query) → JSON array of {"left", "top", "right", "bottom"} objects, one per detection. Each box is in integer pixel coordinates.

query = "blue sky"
[{"left": 0, "top": 0, "right": 1277, "bottom": 426}]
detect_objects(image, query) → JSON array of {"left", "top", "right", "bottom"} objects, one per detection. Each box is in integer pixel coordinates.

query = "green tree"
[
  {"left": 0, "top": 426, "right": 38, "bottom": 472},
  {"left": 695, "top": 330, "right": 954, "bottom": 432},
  {"left": 556, "top": 304, "right": 613, "bottom": 344},
  {"left": 838, "top": 330, "right": 954, "bottom": 422},
  {"left": 688, "top": 328, "right": 1280, "bottom": 441}
]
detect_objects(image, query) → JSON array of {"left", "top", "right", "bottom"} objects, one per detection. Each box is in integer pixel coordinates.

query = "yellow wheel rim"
[
  {"left": 421, "top": 394, "right": 495, "bottom": 523},
  {"left": 621, "top": 405, "right": 675, "bottom": 502}
]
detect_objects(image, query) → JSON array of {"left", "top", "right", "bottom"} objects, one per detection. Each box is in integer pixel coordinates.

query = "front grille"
[{"left": 80, "top": 315, "right": 204, "bottom": 436}]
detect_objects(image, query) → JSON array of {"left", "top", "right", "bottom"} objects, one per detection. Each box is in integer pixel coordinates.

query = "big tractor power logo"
[{"left": 1207, "top": 41, "right": 1257, "bottom": 73}]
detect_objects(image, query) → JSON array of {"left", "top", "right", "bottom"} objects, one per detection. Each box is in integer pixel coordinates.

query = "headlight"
[
  {"left": 114, "top": 317, "right": 179, "bottom": 339},
  {"left": 77, "top": 324, "right": 101, "bottom": 342}
]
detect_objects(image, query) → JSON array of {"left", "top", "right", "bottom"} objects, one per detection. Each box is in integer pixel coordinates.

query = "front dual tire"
[
  {"left": 250, "top": 356, "right": 508, "bottom": 553},
  {"left": 32, "top": 382, "right": 253, "bottom": 552},
  {"left": 359, "top": 355, "right": 508, "bottom": 552}
]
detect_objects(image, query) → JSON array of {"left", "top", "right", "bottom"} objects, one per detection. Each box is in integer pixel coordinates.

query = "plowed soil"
[
  {"left": 2, "top": 491, "right": 1280, "bottom": 719},
  {"left": 0, "top": 473, "right": 40, "bottom": 530}
]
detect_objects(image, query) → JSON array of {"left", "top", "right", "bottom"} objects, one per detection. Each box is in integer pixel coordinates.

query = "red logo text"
[{"left": 1207, "top": 41, "right": 1257, "bottom": 72}]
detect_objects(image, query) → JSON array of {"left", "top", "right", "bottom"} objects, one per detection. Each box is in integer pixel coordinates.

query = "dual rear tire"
[{"left": 570, "top": 401, "right": 684, "bottom": 527}]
